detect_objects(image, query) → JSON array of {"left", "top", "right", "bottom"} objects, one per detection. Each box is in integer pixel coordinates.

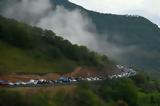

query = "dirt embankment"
[
  {"left": 0, "top": 66, "right": 117, "bottom": 82},
  {"left": 0, "top": 73, "right": 60, "bottom": 82}
]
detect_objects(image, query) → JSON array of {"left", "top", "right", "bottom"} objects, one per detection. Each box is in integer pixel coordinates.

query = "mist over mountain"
[{"left": 0, "top": 0, "right": 160, "bottom": 72}]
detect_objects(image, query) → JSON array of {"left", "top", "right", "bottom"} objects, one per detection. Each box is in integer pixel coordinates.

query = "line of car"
[
  {"left": 109, "top": 65, "right": 137, "bottom": 79},
  {"left": 7, "top": 76, "right": 105, "bottom": 87},
  {"left": 0, "top": 65, "right": 137, "bottom": 87}
]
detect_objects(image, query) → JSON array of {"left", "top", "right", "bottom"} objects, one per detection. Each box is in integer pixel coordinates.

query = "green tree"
[{"left": 114, "top": 79, "right": 138, "bottom": 106}]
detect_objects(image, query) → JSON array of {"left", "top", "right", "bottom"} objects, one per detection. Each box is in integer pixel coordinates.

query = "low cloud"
[
  {"left": 0, "top": 0, "right": 52, "bottom": 25},
  {"left": 37, "top": 6, "right": 99, "bottom": 48}
]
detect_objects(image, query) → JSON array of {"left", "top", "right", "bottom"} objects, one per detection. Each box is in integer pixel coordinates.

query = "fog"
[
  {"left": 0, "top": 0, "right": 52, "bottom": 25},
  {"left": 0, "top": 0, "right": 136, "bottom": 63}
]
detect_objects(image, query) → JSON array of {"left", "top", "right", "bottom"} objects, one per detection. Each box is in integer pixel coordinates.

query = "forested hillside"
[
  {"left": 0, "top": 16, "right": 112, "bottom": 74},
  {"left": 0, "top": 0, "right": 160, "bottom": 72},
  {"left": 51, "top": 0, "right": 160, "bottom": 72},
  {"left": 0, "top": 1, "right": 159, "bottom": 106}
]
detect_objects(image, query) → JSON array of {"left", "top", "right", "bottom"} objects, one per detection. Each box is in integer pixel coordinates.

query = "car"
[
  {"left": 86, "top": 78, "right": 92, "bottom": 81},
  {"left": 0, "top": 80, "right": 9, "bottom": 87}
]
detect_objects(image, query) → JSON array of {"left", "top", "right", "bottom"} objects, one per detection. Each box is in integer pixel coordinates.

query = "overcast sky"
[{"left": 69, "top": 0, "right": 160, "bottom": 27}]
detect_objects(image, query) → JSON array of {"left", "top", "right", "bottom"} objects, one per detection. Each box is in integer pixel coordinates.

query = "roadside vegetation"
[{"left": 0, "top": 73, "right": 159, "bottom": 106}]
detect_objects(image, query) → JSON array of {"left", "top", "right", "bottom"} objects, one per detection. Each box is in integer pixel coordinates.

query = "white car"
[{"left": 86, "top": 78, "right": 92, "bottom": 81}]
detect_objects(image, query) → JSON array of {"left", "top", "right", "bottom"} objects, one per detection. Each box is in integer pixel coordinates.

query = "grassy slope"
[{"left": 0, "top": 41, "right": 77, "bottom": 74}]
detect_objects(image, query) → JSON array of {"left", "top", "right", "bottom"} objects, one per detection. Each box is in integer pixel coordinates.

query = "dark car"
[{"left": 0, "top": 80, "right": 9, "bottom": 87}]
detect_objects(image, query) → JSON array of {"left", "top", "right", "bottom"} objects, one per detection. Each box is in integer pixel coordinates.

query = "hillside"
[
  {"left": 0, "top": 1, "right": 160, "bottom": 106},
  {"left": 0, "top": 16, "right": 113, "bottom": 74},
  {"left": 51, "top": 0, "right": 160, "bottom": 72},
  {"left": 0, "top": 0, "right": 160, "bottom": 72}
]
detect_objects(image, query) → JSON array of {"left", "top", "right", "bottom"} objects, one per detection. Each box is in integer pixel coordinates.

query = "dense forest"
[{"left": 0, "top": 15, "right": 112, "bottom": 74}]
